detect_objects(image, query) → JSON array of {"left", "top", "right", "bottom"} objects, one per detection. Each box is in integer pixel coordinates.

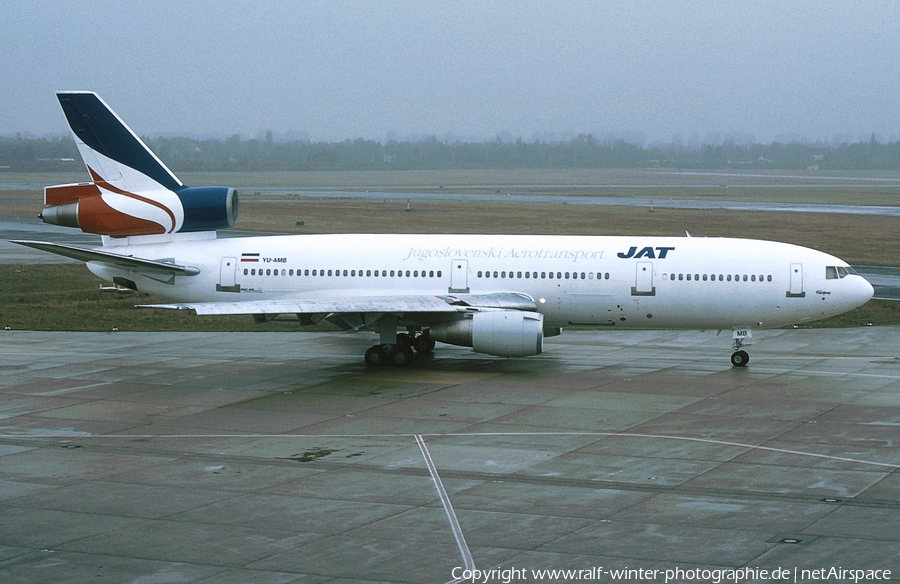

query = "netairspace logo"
[{"left": 451, "top": 566, "right": 893, "bottom": 583}]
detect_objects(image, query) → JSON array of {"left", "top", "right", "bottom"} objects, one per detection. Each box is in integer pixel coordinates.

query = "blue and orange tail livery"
[{"left": 41, "top": 92, "right": 238, "bottom": 238}]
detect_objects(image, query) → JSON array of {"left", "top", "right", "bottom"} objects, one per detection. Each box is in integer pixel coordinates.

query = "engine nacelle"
[
  {"left": 41, "top": 183, "right": 239, "bottom": 238},
  {"left": 176, "top": 186, "right": 240, "bottom": 232},
  {"left": 430, "top": 311, "right": 544, "bottom": 357}
]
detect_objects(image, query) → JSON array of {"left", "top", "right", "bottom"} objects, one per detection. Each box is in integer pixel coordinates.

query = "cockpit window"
[{"left": 826, "top": 265, "right": 855, "bottom": 279}]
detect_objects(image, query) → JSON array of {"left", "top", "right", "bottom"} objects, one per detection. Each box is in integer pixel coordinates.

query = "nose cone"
[{"left": 853, "top": 275, "right": 875, "bottom": 306}]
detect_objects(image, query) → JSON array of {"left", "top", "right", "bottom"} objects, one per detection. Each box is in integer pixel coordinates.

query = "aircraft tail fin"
[
  {"left": 39, "top": 92, "right": 238, "bottom": 239},
  {"left": 57, "top": 92, "right": 183, "bottom": 192}
]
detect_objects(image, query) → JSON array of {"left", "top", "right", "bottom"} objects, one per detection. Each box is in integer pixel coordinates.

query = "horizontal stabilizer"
[{"left": 10, "top": 240, "right": 200, "bottom": 276}]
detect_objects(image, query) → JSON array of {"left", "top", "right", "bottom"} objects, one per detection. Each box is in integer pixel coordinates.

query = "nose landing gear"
[
  {"left": 730, "top": 349, "right": 750, "bottom": 367},
  {"left": 730, "top": 329, "right": 751, "bottom": 367}
]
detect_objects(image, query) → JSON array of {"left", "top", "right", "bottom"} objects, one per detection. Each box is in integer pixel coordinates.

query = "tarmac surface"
[{"left": 1, "top": 327, "right": 899, "bottom": 582}]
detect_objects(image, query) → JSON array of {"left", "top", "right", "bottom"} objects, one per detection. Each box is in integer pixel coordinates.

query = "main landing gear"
[{"left": 364, "top": 330, "right": 435, "bottom": 367}]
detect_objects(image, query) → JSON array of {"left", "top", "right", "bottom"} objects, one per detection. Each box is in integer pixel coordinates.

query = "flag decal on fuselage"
[{"left": 241, "top": 253, "right": 260, "bottom": 263}]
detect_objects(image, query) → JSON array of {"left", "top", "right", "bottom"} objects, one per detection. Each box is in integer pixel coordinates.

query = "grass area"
[
  {"left": 237, "top": 198, "right": 900, "bottom": 266},
  {"left": 0, "top": 264, "right": 311, "bottom": 332},
  {"left": 2, "top": 169, "right": 899, "bottom": 332}
]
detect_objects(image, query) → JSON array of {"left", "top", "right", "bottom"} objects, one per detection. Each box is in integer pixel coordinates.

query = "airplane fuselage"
[{"left": 90, "top": 232, "right": 873, "bottom": 331}]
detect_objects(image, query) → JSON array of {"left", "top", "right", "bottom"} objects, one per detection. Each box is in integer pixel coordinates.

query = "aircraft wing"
[
  {"left": 10, "top": 240, "right": 200, "bottom": 276},
  {"left": 143, "top": 292, "right": 537, "bottom": 322},
  {"left": 144, "top": 296, "right": 464, "bottom": 316}
]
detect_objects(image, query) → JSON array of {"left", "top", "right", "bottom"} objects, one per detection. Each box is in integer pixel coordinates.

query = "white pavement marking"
[{"left": 415, "top": 433, "right": 476, "bottom": 581}]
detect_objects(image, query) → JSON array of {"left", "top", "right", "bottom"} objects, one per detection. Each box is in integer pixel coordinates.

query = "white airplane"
[{"left": 13, "top": 92, "right": 874, "bottom": 367}]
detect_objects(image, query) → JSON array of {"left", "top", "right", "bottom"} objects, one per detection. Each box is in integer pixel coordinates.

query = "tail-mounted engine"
[{"left": 40, "top": 182, "right": 239, "bottom": 238}]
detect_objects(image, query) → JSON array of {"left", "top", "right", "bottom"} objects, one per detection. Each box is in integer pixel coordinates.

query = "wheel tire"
[
  {"left": 365, "top": 346, "right": 387, "bottom": 366},
  {"left": 413, "top": 334, "right": 435, "bottom": 353},
  {"left": 730, "top": 350, "right": 750, "bottom": 367},
  {"left": 391, "top": 347, "right": 415, "bottom": 367},
  {"left": 397, "top": 333, "right": 413, "bottom": 349}
]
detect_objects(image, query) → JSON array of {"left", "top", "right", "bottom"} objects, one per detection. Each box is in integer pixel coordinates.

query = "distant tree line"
[{"left": 2, "top": 133, "right": 899, "bottom": 172}]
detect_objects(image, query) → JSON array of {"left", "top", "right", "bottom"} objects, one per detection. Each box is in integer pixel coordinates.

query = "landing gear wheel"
[
  {"left": 730, "top": 350, "right": 750, "bottom": 367},
  {"left": 397, "top": 333, "right": 413, "bottom": 349},
  {"left": 365, "top": 345, "right": 388, "bottom": 367},
  {"left": 413, "top": 333, "right": 435, "bottom": 353},
  {"left": 391, "top": 347, "right": 415, "bottom": 367}
]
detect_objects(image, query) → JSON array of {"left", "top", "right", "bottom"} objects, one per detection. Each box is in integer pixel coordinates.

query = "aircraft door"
[
  {"left": 449, "top": 259, "right": 469, "bottom": 293},
  {"left": 787, "top": 263, "right": 805, "bottom": 297},
  {"left": 217, "top": 257, "right": 239, "bottom": 292},
  {"left": 632, "top": 261, "right": 655, "bottom": 296}
]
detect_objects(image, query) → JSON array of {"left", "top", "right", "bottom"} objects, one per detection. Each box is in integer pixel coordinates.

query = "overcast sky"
[{"left": 3, "top": 1, "right": 899, "bottom": 144}]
